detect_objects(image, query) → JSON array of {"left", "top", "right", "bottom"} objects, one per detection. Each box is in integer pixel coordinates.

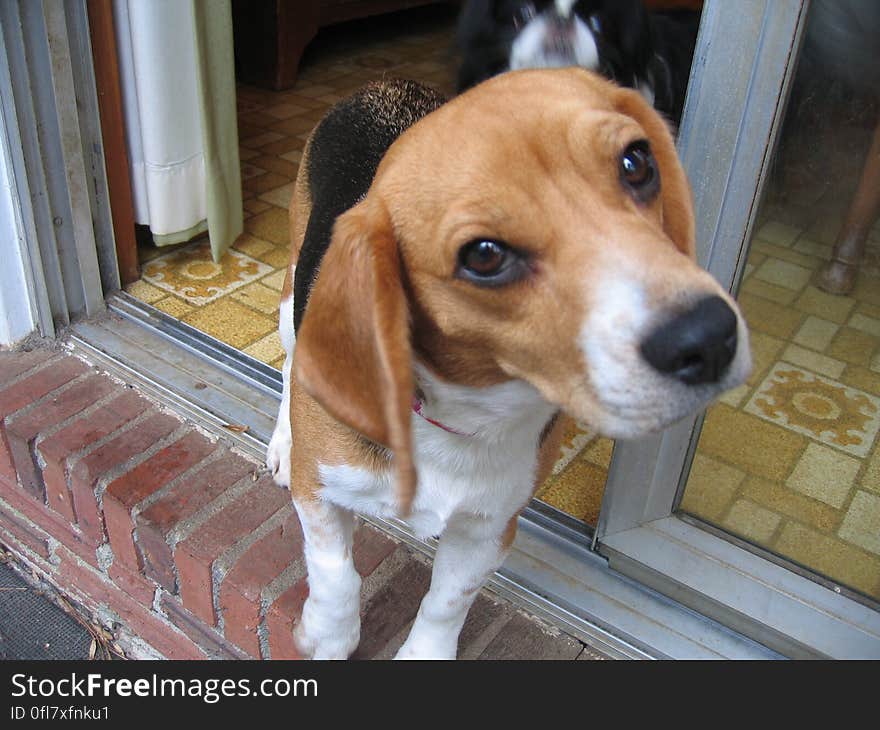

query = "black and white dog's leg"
[
  {"left": 266, "top": 267, "right": 295, "bottom": 488},
  {"left": 395, "top": 513, "right": 513, "bottom": 659}
]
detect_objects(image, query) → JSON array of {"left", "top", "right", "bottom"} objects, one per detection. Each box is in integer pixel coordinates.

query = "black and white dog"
[{"left": 455, "top": 0, "right": 701, "bottom": 127}]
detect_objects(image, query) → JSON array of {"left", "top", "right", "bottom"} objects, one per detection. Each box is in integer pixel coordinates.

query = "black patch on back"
[{"left": 293, "top": 79, "right": 447, "bottom": 332}]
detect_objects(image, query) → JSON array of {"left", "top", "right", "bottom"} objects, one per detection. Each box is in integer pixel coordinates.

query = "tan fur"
[{"left": 287, "top": 67, "right": 725, "bottom": 515}]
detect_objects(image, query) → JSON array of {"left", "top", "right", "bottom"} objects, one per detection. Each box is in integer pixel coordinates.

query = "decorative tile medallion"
[
  {"left": 142, "top": 241, "right": 273, "bottom": 306},
  {"left": 745, "top": 361, "right": 880, "bottom": 457}
]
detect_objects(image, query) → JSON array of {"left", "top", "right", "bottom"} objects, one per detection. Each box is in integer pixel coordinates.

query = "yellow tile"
[
  {"left": 259, "top": 137, "right": 304, "bottom": 157},
  {"left": 243, "top": 198, "right": 271, "bottom": 217},
  {"left": 270, "top": 355, "right": 285, "bottom": 371},
  {"left": 740, "top": 277, "right": 798, "bottom": 305},
  {"left": 786, "top": 443, "right": 860, "bottom": 509},
  {"left": 269, "top": 114, "right": 319, "bottom": 137},
  {"left": 680, "top": 453, "right": 746, "bottom": 522},
  {"left": 243, "top": 331, "right": 285, "bottom": 364},
  {"left": 232, "top": 233, "right": 274, "bottom": 259},
  {"left": 793, "top": 316, "right": 840, "bottom": 352},
  {"left": 536, "top": 459, "right": 606, "bottom": 525},
  {"left": 848, "top": 313, "right": 880, "bottom": 338},
  {"left": 741, "top": 475, "right": 839, "bottom": 533},
  {"left": 125, "top": 279, "right": 165, "bottom": 304},
  {"left": 723, "top": 499, "right": 781, "bottom": 544},
  {"left": 239, "top": 131, "right": 284, "bottom": 148},
  {"left": 852, "top": 277, "right": 880, "bottom": 307},
  {"left": 754, "top": 221, "right": 801, "bottom": 247},
  {"left": 751, "top": 241, "right": 822, "bottom": 270},
  {"left": 862, "top": 447, "right": 880, "bottom": 495},
  {"left": 753, "top": 258, "right": 813, "bottom": 291},
  {"left": 258, "top": 184, "right": 294, "bottom": 210},
  {"left": 781, "top": 344, "right": 845, "bottom": 379},
  {"left": 584, "top": 437, "right": 614, "bottom": 469},
  {"left": 231, "top": 282, "right": 281, "bottom": 316},
  {"left": 828, "top": 327, "right": 880, "bottom": 367},
  {"left": 245, "top": 207, "right": 289, "bottom": 245},
  {"left": 266, "top": 102, "right": 310, "bottom": 119},
  {"left": 697, "top": 404, "right": 806, "bottom": 482},
  {"left": 746, "top": 331, "right": 785, "bottom": 386},
  {"left": 840, "top": 365, "right": 880, "bottom": 397},
  {"left": 794, "top": 286, "right": 856, "bottom": 324},
  {"left": 152, "top": 297, "right": 195, "bottom": 319},
  {"left": 242, "top": 171, "right": 289, "bottom": 195},
  {"left": 774, "top": 522, "right": 880, "bottom": 598},
  {"left": 181, "top": 299, "right": 275, "bottom": 350},
  {"left": 261, "top": 269, "right": 288, "bottom": 292},
  {"left": 249, "top": 155, "right": 298, "bottom": 179},
  {"left": 739, "top": 293, "right": 804, "bottom": 340},
  {"left": 838, "top": 491, "right": 880, "bottom": 557},
  {"left": 792, "top": 237, "right": 832, "bottom": 261},
  {"left": 717, "top": 382, "right": 750, "bottom": 408}
]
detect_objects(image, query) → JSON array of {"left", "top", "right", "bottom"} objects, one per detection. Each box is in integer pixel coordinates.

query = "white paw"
[
  {"left": 394, "top": 635, "right": 456, "bottom": 660},
  {"left": 293, "top": 599, "right": 360, "bottom": 660},
  {"left": 266, "top": 425, "right": 292, "bottom": 489}
]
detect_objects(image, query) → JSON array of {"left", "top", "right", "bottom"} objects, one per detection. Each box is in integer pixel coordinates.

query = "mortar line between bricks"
[
  {"left": 0, "top": 352, "right": 64, "bottom": 393},
  {"left": 59, "top": 407, "right": 158, "bottom": 480},
  {"left": 165, "top": 473, "right": 264, "bottom": 550},
  {"left": 211, "top": 504, "right": 292, "bottom": 634},
  {"left": 31, "top": 389, "right": 125, "bottom": 469},
  {"left": 130, "top": 448, "right": 228, "bottom": 520},
  {"left": 0, "top": 497, "right": 55, "bottom": 565},
  {"left": 5, "top": 371, "right": 95, "bottom": 424},
  {"left": 93, "top": 424, "right": 191, "bottom": 504}
]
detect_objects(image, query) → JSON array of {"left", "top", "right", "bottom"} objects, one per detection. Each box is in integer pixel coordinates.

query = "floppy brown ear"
[
  {"left": 294, "top": 199, "right": 416, "bottom": 515},
  {"left": 614, "top": 88, "right": 696, "bottom": 258}
]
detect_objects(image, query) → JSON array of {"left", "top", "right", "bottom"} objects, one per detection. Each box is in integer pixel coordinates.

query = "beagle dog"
[{"left": 266, "top": 68, "right": 751, "bottom": 660}]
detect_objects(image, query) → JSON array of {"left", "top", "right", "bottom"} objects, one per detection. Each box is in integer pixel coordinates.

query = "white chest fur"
[{"left": 317, "top": 371, "right": 557, "bottom": 539}]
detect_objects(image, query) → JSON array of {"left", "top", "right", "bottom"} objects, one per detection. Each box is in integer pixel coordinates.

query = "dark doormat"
[{"left": 0, "top": 560, "right": 92, "bottom": 660}]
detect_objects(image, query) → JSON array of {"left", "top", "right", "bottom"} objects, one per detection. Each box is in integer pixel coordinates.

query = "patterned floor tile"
[
  {"left": 745, "top": 361, "right": 880, "bottom": 458},
  {"left": 786, "top": 442, "right": 861, "bottom": 509},
  {"left": 141, "top": 241, "right": 273, "bottom": 306}
]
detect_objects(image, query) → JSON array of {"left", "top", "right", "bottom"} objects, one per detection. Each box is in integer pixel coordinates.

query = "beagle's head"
[{"left": 296, "top": 68, "right": 751, "bottom": 512}]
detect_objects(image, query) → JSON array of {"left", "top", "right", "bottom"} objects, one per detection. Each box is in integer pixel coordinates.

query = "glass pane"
[{"left": 680, "top": 1, "right": 880, "bottom": 602}]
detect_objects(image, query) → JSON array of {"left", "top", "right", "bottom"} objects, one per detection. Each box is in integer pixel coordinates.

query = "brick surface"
[
  {"left": 219, "top": 507, "right": 303, "bottom": 656},
  {"left": 0, "top": 484, "right": 99, "bottom": 567},
  {"left": 6, "top": 374, "right": 115, "bottom": 500},
  {"left": 109, "top": 563, "right": 157, "bottom": 607},
  {"left": 38, "top": 391, "right": 151, "bottom": 523},
  {"left": 103, "top": 431, "right": 216, "bottom": 572},
  {"left": 0, "top": 502, "right": 53, "bottom": 559},
  {"left": 0, "top": 356, "right": 88, "bottom": 496},
  {"left": 478, "top": 612, "right": 584, "bottom": 660},
  {"left": 175, "top": 475, "right": 290, "bottom": 625},
  {"left": 265, "top": 578, "right": 308, "bottom": 660},
  {"left": 0, "top": 356, "right": 88, "bottom": 417},
  {"left": 352, "top": 522, "right": 398, "bottom": 577},
  {"left": 135, "top": 452, "right": 256, "bottom": 591},
  {"left": 68, "top": 412, "right": 180, "bottom": 544},
  {"left": 0, "top": 347, "right": 54, "bottom": 383},
  {"left": 53, "top": 546, "right": 207, "bottom": 660},
  {"left": 161, "top": 595, "right": 250, "bottom": 660},
  {"left": 351, "top": 554, "right": 432, "bottom": 660}
]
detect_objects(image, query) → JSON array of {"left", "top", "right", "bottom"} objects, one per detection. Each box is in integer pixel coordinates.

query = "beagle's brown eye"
[
  {"left": 457, "top": 239, "right": 528, "bottom": 287},
  {"left": 620, "top": 141, "right": 658, "bottom": 199}
]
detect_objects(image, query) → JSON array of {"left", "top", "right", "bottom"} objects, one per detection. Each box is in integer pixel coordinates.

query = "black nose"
[{"left": 640, "top": 296, "right": 738, "bottom": 385}]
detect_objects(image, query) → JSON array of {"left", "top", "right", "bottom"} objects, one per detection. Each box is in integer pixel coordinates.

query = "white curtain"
[{"left": 113, "top": 0, "right": 242, "bottom": 260}]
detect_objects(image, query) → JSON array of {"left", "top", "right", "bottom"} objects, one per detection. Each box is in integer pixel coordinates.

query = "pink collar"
[{"left": 411, "top": 395, "right": 475, "bottom": 437}]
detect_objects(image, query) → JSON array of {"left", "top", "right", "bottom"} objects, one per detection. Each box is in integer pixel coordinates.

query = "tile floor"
[
  {"left": 681, "top": 216, "right": 880, "bottom": 601},
  {"left": 124, "top": 5, "right": 880, "bottom": 603}
]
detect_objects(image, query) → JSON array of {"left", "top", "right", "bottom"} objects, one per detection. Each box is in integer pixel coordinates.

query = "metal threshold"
[{"left": 67, "top": 293, "right": 782, "bottom": 660}]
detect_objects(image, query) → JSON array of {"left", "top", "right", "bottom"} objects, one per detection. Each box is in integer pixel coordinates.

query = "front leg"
[
  {"left": 395, "top": 514, "right": 517, "bottom": 660},
  {"left": 293, "top": 497, "right": 361, "bottom": 659},
  {"left": 267, "top": 286, "right": 295, "bottom": 488}
]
